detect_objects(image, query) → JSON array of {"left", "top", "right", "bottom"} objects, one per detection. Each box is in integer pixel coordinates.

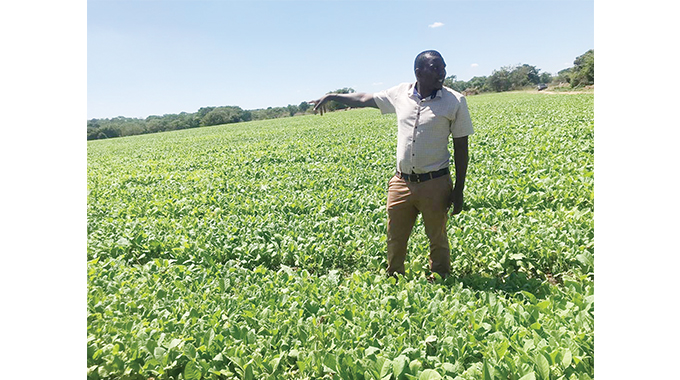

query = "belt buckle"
[{"left": 411, "top": 174, "right": 420, "bottom": 183}]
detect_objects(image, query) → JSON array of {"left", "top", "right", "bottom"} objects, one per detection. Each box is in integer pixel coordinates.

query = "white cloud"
[
  {"left": 428, "top": 22, "right": 444, "bottom": 28},
  {"left": 471, "top": 63, "right": 479, "bottom": 68}
]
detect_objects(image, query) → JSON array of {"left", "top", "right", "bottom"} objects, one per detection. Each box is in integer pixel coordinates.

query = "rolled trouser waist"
[{"left": 395, "top": 167, "right": 449, "bottom": 183}]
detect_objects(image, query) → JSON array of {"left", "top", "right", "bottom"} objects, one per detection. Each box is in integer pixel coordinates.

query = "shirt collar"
[{"left": 411, "top": 82, "right": 442, "bottom": 100}]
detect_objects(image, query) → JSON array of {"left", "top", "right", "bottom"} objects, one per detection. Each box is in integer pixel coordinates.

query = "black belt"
[{"left": 396, "top": 167, "right": 449, "bottom": 183}]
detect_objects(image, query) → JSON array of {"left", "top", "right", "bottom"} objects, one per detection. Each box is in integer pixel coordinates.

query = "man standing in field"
[{"left": 310, "top": 50, "right": 473, "bottom": 279}]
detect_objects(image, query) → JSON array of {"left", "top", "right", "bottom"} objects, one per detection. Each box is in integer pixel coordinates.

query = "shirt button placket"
[{"left": 412, "top": 100, "right": 422, "bottom": 172}]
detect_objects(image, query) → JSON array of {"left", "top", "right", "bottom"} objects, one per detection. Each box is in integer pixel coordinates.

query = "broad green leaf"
[
  {"left": 153, "top": 347, "right": 166, "bottom": 361},
  {"left": 365, "top": 346, "right": 380, "bottom": 357},
  {"left": 419, "top": 369, "right": 442, "bottom": 380},
  {"left": 97, "top": 365, "right": 109, "bottom": 378},
  {"left": 380, "top": 359, "right": 393, "bottom": 379},
  {"left": 393, "top": 355, "right": 407, "bottom": 379},
  {"left": 521, "top": 291, "right": 537, "bottom": 304},
  {"left": 562, "top": 349, "right": 573, "bottom": 368},
  {"left": 496, "top": 340, "right": 509, "bottom": 359},
  {"left": 534, "top": 354, "right": 550, "bottom": 380},
  {"left": 483, "top": 359, "right": 494, "bottom": 380},
  {"left": 244, "top": 362, "right": 254, "bottom": 380},
  {"left": 441, "top": 363, "right": 456, "bottom": 374},
  {"left": 168, "top": 338, "right": 182, "bottom": 350},
  {"left": 519, "top": 372, "right": 536, "bottom": 380},
  {"left": 270, "top": 356, "right": 281, "bottom": 373},
  {"left": 410, "top": 360, "right": 422, "bottom": 373},
  {"left": 183, "top": 360, "right": 202, "bottom": 380},
  {"left": 184, "top": 343, "right": 197, "bottom": 359}
]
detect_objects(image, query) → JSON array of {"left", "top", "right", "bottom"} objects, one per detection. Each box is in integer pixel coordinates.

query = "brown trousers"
[{"left": 386, "top": 173, "right": 453, "bottom": 276}]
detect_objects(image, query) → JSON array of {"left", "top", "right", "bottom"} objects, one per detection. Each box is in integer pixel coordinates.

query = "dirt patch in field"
[
  {"left": 537, "top": 90, "right": 593, "bottom": 95},
  {"left": 534, "top": 85, "right": 594, "bottom": 95}
]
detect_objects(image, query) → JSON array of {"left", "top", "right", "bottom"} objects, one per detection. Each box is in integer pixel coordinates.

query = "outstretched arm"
[
  {"left": 309, "top": 93, "right": 377, "bottom": 115},
  {"left": 451, "top": 136, "right": 469, "bottom": 215}
]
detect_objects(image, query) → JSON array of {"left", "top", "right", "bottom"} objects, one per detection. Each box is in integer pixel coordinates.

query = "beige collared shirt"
[{"left": 374, "top": 82, "right": 474, "bottom": 174}]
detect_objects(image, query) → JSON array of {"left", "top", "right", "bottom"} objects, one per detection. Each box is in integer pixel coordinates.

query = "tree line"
[
  {"left": 87, "top": 50, "right": 593, "bottom": 140},
  {"left": 87, "top": 103, "right": 314, "bottom": 140},
  {"left": 444, "top": 49, "right": 594, "bottom": 94}
]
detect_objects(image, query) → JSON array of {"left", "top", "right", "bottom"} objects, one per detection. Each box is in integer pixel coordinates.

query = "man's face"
[{"left": 416, "top": 54, "right": 447, "bottom": 90}]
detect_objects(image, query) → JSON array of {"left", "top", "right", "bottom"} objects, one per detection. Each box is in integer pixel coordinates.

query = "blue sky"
[{"left": 87, "top": 0, "right": 594, "bottom": 119}]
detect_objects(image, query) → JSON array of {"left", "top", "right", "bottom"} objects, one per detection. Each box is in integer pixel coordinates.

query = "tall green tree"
[
  {"left": 287, "top": 104, "right": 299, "bottom": 117},
  {"left": 570, "top": 49, "right": 594, "bottom": 87},
  {"left": 509, "top": 64, "right": 540, "bottom": 89},
  {"left": 467, "top": 76, "right": 487, "bottom": 91},
  {"left": 443, "top": 75, "right": 469, "bottom": 93},
  {"left": 486, "top": 67, "right": 512, "bottom": 92},
  {"left": 539, "top": 72, "right": 553, "bottom": 84},
  {"left": 200, "top": 106, "right": 247, "bottom": 126}
]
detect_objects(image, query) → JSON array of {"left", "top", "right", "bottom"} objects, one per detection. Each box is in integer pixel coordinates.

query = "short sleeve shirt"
[{"left": 373, "top": 82, "right": 474, "bottom": 174}]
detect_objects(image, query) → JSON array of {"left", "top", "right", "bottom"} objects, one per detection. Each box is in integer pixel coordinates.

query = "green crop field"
[{"left": 87, "top": 92, "right": 594, "bottom": 380}]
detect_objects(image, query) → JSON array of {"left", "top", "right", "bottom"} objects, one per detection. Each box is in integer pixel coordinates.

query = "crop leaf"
[
  {"left": 393, "top": 355, "right": 407, "bottom": 379},
  {"left": 366, "top": 346, "right": 381, "bottom": 357},
  {"left": 534, "top": 354, "right": 550, "bottom": 380},
  {"left": 483, "top": 359, "right": 494, "bottom": 380},
  {"left": 518, "top": 372, "right": 536, "bottom": 380},
  {"left": 168, "top": 338, "right": 182, "bottom": 350},
  {"left": 153, "top": 347, "right": 166, "bottom": 361},
  {"left": 380, "top": 359, "right": 393, "bottom": 379},
  {"left": 184, "top": 343, "right": 197, "bottom": 359},
  {"left": 419, "top": 369, "right": 442, "bottom": 380},
  {"left": 244, "top": 362, "right": 254, "bottom": 380},
  {"left": 183, "top": 360, "right": 202, "bottom": 380}
]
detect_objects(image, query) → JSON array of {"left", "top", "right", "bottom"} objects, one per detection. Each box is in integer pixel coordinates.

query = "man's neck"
[{"left": 416, "top": 82, "right": 437, "bottom": 99}]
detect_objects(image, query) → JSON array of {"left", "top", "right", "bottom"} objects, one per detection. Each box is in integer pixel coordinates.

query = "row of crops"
[{"left": 87, "top": 92, "right": 594, "bottom": 379}]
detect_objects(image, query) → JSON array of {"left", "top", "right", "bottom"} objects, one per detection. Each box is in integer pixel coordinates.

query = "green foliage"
[
  {"left": 88, "top": 93, "right": 593, "bottom": 279},
  {"left": 87, "top": 104, "right": 306, "bottom": 141},
  {"left": 298, "top": 101, "right": 310, "bottom": 113},
  {"left": 486, "top": 66, "right": 512, "bottom": 92},
  {"left": 485, "top": 64, "right": 544, "bottom": 92},
  {"left": 553, "top": 50, "right": 594, "bottom": 88},
  {"left": 88, "top": 257, "right": 593, "bottom": 379},
  {"left": 508, "top": 64, "right": 541, "bottom": 89},
  {"left": 570, "top": 50, "right": 594, "bottom": 88},
  {"left": 287, "top": 104, "right": 299, "bottom": 117},
  {"left": 200, "top": 106, "right": 250, "bottom": 127},
  {"left": 88, "top": 92, "right": 594, "bottom": 380},
  {"left": 443, "top": 75, "right": 469, "bottom": 93}
]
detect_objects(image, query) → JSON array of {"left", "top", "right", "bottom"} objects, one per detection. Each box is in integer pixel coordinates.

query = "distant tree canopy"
[
  {"left": 441, "top": 49, "right": 593, "bottom": 95},
  {"left": 87, "top": 103, "right": 311, "bottom": 140},
  {"left": 553, "top": 50, "right": 596, "bottom": 87},
  {"left": 88, "top": 51, "right": 593, "bottom": 140},
  {"left": 569, "top": 49, "right": 594, "bottom": 87}
]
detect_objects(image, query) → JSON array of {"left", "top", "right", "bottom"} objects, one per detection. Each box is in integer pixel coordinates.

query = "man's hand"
[
  {"left": 450, "top": 187, "right": 464, "bottom": 215},
  {"left": 309, "top": 95, "right": 332, "bottom": 116}
]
